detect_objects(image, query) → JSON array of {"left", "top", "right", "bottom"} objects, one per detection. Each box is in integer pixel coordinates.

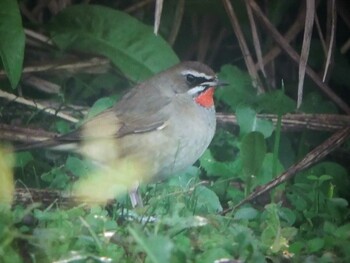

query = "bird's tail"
[{"left": 0, "top": 123, "right": 77, "bottom": 152}]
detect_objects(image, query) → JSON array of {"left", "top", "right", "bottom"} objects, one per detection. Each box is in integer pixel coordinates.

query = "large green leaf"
[
  {"left": 236, "top": 105, "right": 274, "bottom": 138},
  {"left": 49, "top": 5, "right": 179, "bottom": 82},
  {"left": 240, "top": 131, "right": 266, "bottom": 178},
  {"left": 257, "top": 153, "right": 284, "bottom": 186},
  {"left": 194, "top": 185, "right": 223, "bottom": 213},
  {"left": 256, "top": 90, "right": 295, "bottom": 114},
  {"left": 216, "top": 64, "right": 256, "bottom": 110},
  {"left": 0, "top": 0, "right": 25, "bottom": 88},
  {"left": 199, "top": 150, "right": 237, "bottom": 178}
]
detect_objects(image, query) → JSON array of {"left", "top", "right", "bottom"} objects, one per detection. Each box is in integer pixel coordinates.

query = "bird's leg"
[{"left": 129, "top": 181, "right": 143, "bottom": 208}]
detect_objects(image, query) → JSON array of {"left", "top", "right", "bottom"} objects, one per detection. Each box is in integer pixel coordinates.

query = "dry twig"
[
  {"left": 297, "top": 0, "right": 315, "bottom": 108},
  {"left": 216, "top": 113, "right": 350, "bottom": 132},
  {"left": 0, "top": 90, "right": 79, "bottom": 123},
  {"left": 222, "top": 0, "right": 263, "bottom": 93},
  {"left": 249, "top": 0, "right": 350, "bottom": 114}
]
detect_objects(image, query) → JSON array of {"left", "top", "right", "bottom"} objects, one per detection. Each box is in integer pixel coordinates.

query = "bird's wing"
[
  {"left": 62, "top": 84, "right": 172, "bottom": 141},
  {"left": 114, "top": 84, "right": 172, "bottom": 137}
]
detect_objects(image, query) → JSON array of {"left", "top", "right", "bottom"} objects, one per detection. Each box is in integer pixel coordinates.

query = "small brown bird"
[{"left": 13, "top": 61, "right": 224, "bottom": 206}]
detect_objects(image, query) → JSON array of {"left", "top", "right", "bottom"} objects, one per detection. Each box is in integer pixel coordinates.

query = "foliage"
[{"left": 0, "top": 0, "right": 350, "bottom": 263}]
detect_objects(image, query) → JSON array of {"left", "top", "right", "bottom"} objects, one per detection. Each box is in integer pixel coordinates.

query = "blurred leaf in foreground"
[{"left": 0, "top": 145, "right": 14, "bottom": 205}]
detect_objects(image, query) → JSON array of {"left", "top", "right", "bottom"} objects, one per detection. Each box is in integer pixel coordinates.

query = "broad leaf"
[
  {"left": 49, "top": 5, "right": 179, "bottom": 82},
  {"left": 195, "top": 185, "right": 223, "bottom": 213},
  {"left": 216, "top": 65, "right": 256, "bottom": 110},
  {"left": 86, "top": 96, "right": 116, "bottom": 119},
  {"left": 199, "top": 150, "right": 237, "bottom": 178},
  {"left": 256, "top": 90, "right": 295, "bottom": 114},
  {"left": 236, "top": 105, "right": 274, "bottom": 138},
  {"left": 240, "top": 131, "right": 266, "bottom": 178},
  {"left": 0, "top": 0, "right": 25, "bottom": 88},
  {"left": 234, "top": 207, "right": 258, "bottom": 220},
  {"left": 257, "top": 153, "right": 284, "bottom": 186}
]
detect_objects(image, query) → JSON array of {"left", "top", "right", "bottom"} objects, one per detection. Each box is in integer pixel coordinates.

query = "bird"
[{"left": 11, "top": 61, "right": 224, "bottom": 206}]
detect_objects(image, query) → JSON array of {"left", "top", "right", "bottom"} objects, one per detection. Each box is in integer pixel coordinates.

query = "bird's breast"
[{"left": 92, "top": 97, "right": 216, "bottom": 183}]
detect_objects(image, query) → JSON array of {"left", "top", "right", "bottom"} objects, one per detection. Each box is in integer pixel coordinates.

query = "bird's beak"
[
  {"left": 215, "top": 80, "right": 229, "bottom": 87},
  {"left": 203, "top": 79, "right": 228, "bottom": 89}
]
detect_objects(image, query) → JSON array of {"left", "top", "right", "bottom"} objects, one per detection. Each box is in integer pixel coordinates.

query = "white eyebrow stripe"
[
  {"left": 181, "top": 70, "right": 214, "bottom": 79},
  {"left": 186, "top": 85, "right": 206, "bottom": 95}
]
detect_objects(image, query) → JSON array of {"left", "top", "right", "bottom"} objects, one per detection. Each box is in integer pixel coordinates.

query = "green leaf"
[
  {"left": 194, "top": 186, "right": 223, "bottom": 213},
  {"left": 257, "top": 153, "right": 284, "bottom": 186},
  {"left": 41, "top": 167, "right": 69, "bottom": 189},
  {"left": 334, "top": 223, "right": 350, "bottom": 239},
  {"left": 168, "top": 166, "right": 199, "bottom": 188},
  {"left": 86, "top": 96, "right": 116, "bottom": 119},
  {"left": 128, "top": 227, "right": 173, "bottom": 263},
  {"left": 328, "top": 198, "right": 348, "bottom": 208},
  {"left": 281, "top": 227, "right": 298, "bottom": 240},
  {"left": 236, "top": 105, "right": 274, "bottom": 138},
  {"left": 278, "top": 207, "right": 296, "bottom": 225},
  {"left": 297, "top": 162, "right": 350, "bottom": 197},
  {"left": 0, "top": 147, "right": 14, "bottom": 206},
  {"left": 318, "top": 174, "right": 333, "bottom": 182},
  {"left": 65, "top": 156, "right": 95, "bottom": 177},
  {"left": 261, "top": 204, "right": 291, "bottom": 253},
  {"left": 307, "top": 238, "right": 324, "bottom": 253},
  {"left": 234, "top": 207, "right": 258, "bottom": 220},
  {"left": 55, "top": 120, "right": 72, "bottom": 134},
  {"left": 306, "top": 175, "right": 319, "bottom": 181},
  {"left": 49, "top": 5, "right": 179, "bottom": 82},
  {"left": 14, "top": 152, "right": 33, "bottom": 168},
  {"left": 199, "top": 150, "right": 236, "bottom": 178},
  {"left": 240, "top": 132, "right": 266, "bottom": 177},
  {"left": 0, "top": 0, "right": 25, "bottom": 88},
  {"left": 195, "top": 248, "right": 231, "bottom": 263},
  {"left": 300, "top": 92, "right": 338, "bottom": 114},
  {"left": 256, "top": 90, "right": 295, "bottom": 114},
  {"left": 216, "top": 65, "right": 256, "bottom": 110}
]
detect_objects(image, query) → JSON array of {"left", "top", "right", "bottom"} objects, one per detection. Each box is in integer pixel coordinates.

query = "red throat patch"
[{"left": 195, "top": 87, "right": 215, "bottom": 108}]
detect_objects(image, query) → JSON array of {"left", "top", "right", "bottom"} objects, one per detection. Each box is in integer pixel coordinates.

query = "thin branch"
[
  {"left": 0, "top": 90, "right": 79, "bottom": 123},
  {"left": 2, "top": 113, "right": 349, "bottom": 145},
  {"left": 23, "top": 75, "right": 61, "bottom": 94},
  {"left": 246, "top": 0, "right": 266, "bottom": 78},
  {"left": 216, "top": 113, "right": 350, "bottom": 132},
  {"left": 0, "top": 124, "right": 59, "bottom": 143},
  {"left": 154, "top": 0, "right": 164, "bottom": 35},
  {"left": 25, "top": 28, "right": 53, "bottom": 45},
  {"left": 208, "top": 28, "right": 228, "bottom": 65},
  {"left": 314, "top": 14, "right": 327, "bottom": 55},
  {"left": 341, "top": 38, "right": 350, "bottom": 54},
  {"left": 249, "top": 0, "right": 350, "bottom": 114},
  {"left": 197, "top": 17, "right": 216, "bottom": 62},
  {"left": 14, "top": 187, "right": 74, "bottom": 207},
  {"left": 297, "top": 0, "right": 315, "bottom": 109},
  {"left": 125, "top": 0, "right": 154, "bottom": 13},
  {"left": 0, "top": 58, "right": 110, "bottom": 76},
  {"left": 254, "top": 3, "right": 307, "bottom": 69},
  {"left": 222, "top": 0, "right": 263, "bottom": 93},
  {"left": 168, "top": 0, "right": 185, "bottom": 46},
  {"left": 323, "top": 0, "right": 337, "bottom": 82}
]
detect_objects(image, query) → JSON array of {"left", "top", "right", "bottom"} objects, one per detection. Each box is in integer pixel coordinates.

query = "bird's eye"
[{"left": 186, "top": 74, "right": 196, "bottom": 84}]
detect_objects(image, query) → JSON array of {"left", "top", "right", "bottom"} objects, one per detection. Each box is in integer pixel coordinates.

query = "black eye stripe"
[{"left": 186, "top": 74, "right": 213, "bottom": 87}]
